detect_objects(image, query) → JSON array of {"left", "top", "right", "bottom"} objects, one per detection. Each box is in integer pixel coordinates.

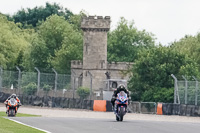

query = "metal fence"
[
  {"left": 129, "top": 102, "right": 157, "bottom": 114},
  {"left": 0, "top": 67, "right": 74, "bottom": 98},
  {"left": 172, "top": 74, "right": 200, "bottom": 106}
]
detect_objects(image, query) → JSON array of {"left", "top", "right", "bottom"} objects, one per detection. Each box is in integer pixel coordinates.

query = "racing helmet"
[
  {"left": 11, "top": 94, "right": 16, "bottom": 98},
  {"left": 118, "top": 84, "right": 126, "bottom": 89}
]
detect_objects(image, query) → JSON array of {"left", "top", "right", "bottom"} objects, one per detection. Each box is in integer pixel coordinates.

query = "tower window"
[
  {"left": 100, "top": 60, "right": 105, "bottom": 69},
  {"left": 85, "top": 43, "right": 89, "bottom": 52}
]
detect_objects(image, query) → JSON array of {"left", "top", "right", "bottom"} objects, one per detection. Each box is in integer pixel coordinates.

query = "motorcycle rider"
[
  {"left": 111, "top": 84, "right": 130, "bottom": 108},
  {"left": 4, "top": 94, "right": 21, "bottom": 114}
]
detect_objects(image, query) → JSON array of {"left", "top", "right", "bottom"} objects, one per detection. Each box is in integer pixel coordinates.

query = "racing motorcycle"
[
  {"left": 5, "top": 98, "right": 19, "bottom": 117},
  {"left": 114, "top": 91, "right": 128, "bottom": 121}
]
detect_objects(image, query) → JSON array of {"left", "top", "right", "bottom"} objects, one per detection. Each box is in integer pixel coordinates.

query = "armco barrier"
[
  {"left": 172, "top": 104, "right": 180, "bottom": 115},
  {"left": 194, "top": 106, "right": 199, "bottom": 116},
  {"left": 3, "top": 92, "right": 200, "bottom": 117},
  {"left": 129, "top": 102, "right": 140, "bottom": 113},
  {"left": 186, "top": 105, "right": 195, "bottom": 116},
  {"left": 162, "top": 103, "right": 172, "bottom": 115},
  {"left": 1, "top": 92, "right": 94, "bottom": 110},
  {"left": 180, "top": 104, "right": 187, "bottom": 116},
  {"left": 161, "top": 103, "right": 200, "bottom": 117},
  {"left": 162, "top": 103, "right": 180, "bottom": 115},
  {"left": 106, "top": 101, "right": 112, "bottom": 112},
  {"left": 0, "top": 92, "right": 9, "bottom": 102}
]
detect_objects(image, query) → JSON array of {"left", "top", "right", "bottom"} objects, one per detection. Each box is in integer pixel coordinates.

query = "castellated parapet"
[
  {"left": 71, "top": 60, "right": 83, "bottom": 69},
  {"left": 107, "top": 62, "right": 134, "bottom": 70},
  {"left": 81, "top": 16, "right": 110, "bottom": 31}
]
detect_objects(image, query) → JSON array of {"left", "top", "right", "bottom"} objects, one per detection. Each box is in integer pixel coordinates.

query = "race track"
[
  {"left": 1, "top": 104, "right": 200, "bottom": 133},
  {"left": 8, "top": 117, "right": 200, "bottom": 133}
]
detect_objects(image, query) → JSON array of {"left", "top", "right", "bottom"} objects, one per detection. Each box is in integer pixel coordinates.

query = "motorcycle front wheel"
[
  {"left": 119, "top": 107, "right": 124, "bottom": 121},
  {"left": 8, "top": 109, "right": 15, "bottom": 117},
  {"left": 116, "top": 115, "right": 119, "bottom": 121}
]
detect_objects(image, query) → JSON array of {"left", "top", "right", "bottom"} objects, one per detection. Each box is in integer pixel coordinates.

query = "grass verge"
[
  {"left": 0, "top": 111, "right": 44, "bottom": 133},
  {"left": 0, "top": 111, "right": 41, "bottom": 117}
]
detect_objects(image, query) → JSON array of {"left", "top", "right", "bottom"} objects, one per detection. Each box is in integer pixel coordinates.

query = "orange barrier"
[
  {"left": 157, "top": 103, "right": 163, "bottom": 115},
  {"left": 93, "top": 100, "right": 106, "bottom": 112}
]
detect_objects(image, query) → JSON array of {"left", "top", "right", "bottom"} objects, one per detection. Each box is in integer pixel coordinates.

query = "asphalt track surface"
[{"left": 8, "top": 117, "right": 200, "bottom": 133}]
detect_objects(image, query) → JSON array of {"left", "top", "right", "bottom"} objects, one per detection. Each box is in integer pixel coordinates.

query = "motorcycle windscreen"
[
  {"left": 117, "top": 91, "right": 127, "bottom": 102},
  {"left": 10, "top": 98, "right": 17, "bottom": 106}
]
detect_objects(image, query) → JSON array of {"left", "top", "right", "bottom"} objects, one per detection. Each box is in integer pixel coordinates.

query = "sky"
[{"left": 0, "top": 0, "right": 200, "bottom": 45}]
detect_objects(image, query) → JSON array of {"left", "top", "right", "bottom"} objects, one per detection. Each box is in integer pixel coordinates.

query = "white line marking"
[{"left": 4, "top": 117, "right": 51, "bottom": 133}]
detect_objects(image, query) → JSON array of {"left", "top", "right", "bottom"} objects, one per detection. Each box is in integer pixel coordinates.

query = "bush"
[
  {"left": 138, "top": 87, "right": 173, "bottom": 103},
  {"left": 42, "top": 84, "right": 52, "bottom": 92},
  {"left": 22, "top": 82, "right": 37, "bottom": 95},
  {"left": 77, "top": 87, "right": 90, "bottom": 99}
]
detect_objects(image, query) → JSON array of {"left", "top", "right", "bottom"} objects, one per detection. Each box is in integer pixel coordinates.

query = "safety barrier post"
[
  {"left": 171, "top": 74, "right": 180, "bottom": 104},
  {"left": 16, "top": 66, "right": 21, "bottom": 95},
  {"left": 34, "top": 67, "right": 40, "bottom": 96},
  {"left": 52, "top": 68, "right": 58, "bottom": 97},
  {"left": 182, "top": 76, "right": 188, "bottom": 104},
  {"left": 192, "top": 76, "right": 198, "bottom": 106},
  {"left": 0, "top": 67, "right": 2, "bottom": 91},
  {"left": 71, "top": 70, "right": 76, "bottom": 99}
]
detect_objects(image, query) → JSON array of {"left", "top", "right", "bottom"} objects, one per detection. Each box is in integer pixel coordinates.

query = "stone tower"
[
  {"left": 81, "top": 16, "right": 110, "bottom": 90},
  {"left": 71, "top": 16, "right": 133, "bottom": 99}
]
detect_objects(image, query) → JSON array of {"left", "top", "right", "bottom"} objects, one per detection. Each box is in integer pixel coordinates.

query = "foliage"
[
  {"left": 128, "top": 45, "right": 199, "bottom": 102},
  {"left": 170, "top": 33, "right": 200, "bottom": 72},
  {"left": 42, "top": 15, "right": 83, "bottom": 73},
  {"left": 64, "top": 83, "right": 71, "bottom": 90},
  {"left": 2, "top": 2, "right": 200, "bottom": 103},
  {"left": 11, "top": 2, "right": 73, "bottom": 27},
  {"left": 22, "top": 82, "right": 37, "bottom": 95},
  {"left": 24, "top": 15, "right": 83, "bottom": 73},
  {"left": 67, "top": 11, "right": 87, "bottom": 31},
  {"left": 107, "top": 17, "right": 155, "bottom": 62},
  {"left": 77, "top": 87, "right": 90, "bottom": 99},
  {"left": 141, "top": 87, "right": 174, "bottom": 103},
  {"left": 23, "top": 35, "right": 50, "bottom": 72},
  {"left": 42, "top": 84, "right": 52, "bottom": 92},
  {"left": 0, "top": 14, "right": 29, "bottom": 70}
]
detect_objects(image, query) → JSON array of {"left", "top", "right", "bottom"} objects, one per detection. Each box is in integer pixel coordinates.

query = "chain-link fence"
[
  {"left": 0, "top": 68, "right": 158, "bottom": 114},
  {"left": 172, "top": 74, "right": 200, "bottom": 106},
  {"left": 128, "top": 102, "right": 157, "bottom": 114},
  {"left": 0, "top": 67, "right": 99, "bottom": 100},
  {"left": 0, "top": 68, "right": 74, "bottom": 98}
]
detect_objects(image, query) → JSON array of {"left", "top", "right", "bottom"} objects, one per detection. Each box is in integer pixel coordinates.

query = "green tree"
[
  {"left": 11, "top": 2, "right": 73, "bottom": 27},
  {"left": 108, "top": 17, "right": 155, "bottom": 62},
  {"left": 24, "top": 15, "right": 82, "bottom": 73},
  {"left": 128, "top": 45, "right": 199, "bottom": 102},
  {"left": 0, "top": 14, "right": 29, "bottom": 70},
  {"left": 171, "top": 33, "right": 200, "bottom": 71},
  {"left": 23, "top": 35, "right": 50, "bottom": 72},
  {"left": 67, "top": 11, "right": 87, "bottom": 31}
]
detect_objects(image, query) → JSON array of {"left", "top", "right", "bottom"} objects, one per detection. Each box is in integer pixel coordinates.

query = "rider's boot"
[{"left": 114, "top": 105, "right": 117, "bottom": 114}]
